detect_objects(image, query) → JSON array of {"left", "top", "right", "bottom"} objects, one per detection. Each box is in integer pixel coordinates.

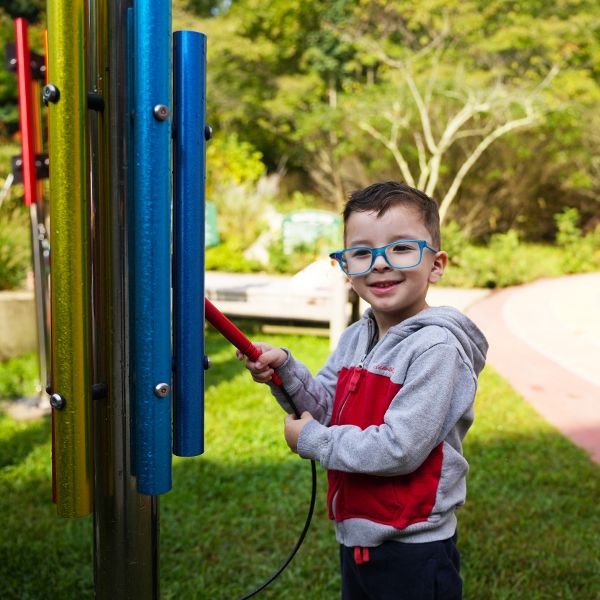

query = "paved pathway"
[{"left": 466, "top": 272, "right": 600, "bottom": 464}]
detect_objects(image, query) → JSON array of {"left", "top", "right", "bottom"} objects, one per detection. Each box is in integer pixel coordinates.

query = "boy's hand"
[
  {"left": 236, "top": 342, "right": 287, "bottom": 383},
  {"left": 284, "top": 411, "right": 314, "bottom": 453}
]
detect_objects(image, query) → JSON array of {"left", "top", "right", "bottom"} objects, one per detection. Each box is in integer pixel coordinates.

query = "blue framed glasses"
[{"left": 329, "top": 239, "right": 438, "bottom": 276}]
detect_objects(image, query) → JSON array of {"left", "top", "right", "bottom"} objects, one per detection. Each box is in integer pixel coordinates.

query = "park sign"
[
  {"left": 205, "top": 201, "right": 219, "bottom": 247},
  {"left": 282, "top": 209, "right": 342, "bottom": 255}
]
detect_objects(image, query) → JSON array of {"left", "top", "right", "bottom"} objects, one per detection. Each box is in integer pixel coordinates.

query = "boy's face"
[{"left": 344, "top": 205, "right": 447, "bottom": 331}]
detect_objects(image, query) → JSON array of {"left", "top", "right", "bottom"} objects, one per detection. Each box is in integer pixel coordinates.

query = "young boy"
[{"left": 240, "top": 181, "right": 488, "bottom": 599}]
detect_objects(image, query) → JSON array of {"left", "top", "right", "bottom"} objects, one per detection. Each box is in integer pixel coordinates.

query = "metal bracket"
[
  {"left": 88, "top": 92, "right": 105, "bottom": 112},
  {"left": 92, "top": 383, "right": 108, "bottom": 400},
  {"left": 5, "top": 42, "right": 46, "bottom": 80},
  {"left": 11, "top": 153, "right": 49, "bottom": 183}
]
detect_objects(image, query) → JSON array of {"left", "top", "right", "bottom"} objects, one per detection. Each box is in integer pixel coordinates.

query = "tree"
[
  {"left": 202, "top": 0, "right": 367, "bottom": 186},
  {"left": 191, "top": 0, "right": 600, "bottom": 236},
  {"left": 355, "top": 40, "right": 557, "bottom": 222},
  {"left": 0, "top": 0, "right": 45, "bottom": 23}
]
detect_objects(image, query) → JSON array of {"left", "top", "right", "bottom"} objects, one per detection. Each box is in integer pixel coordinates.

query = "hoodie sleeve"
[
  {"left": 268, "top": 347, "right": 339, "bottom": 425},
  {"left": 297, "top": 342, "right": 477, "bottom": 475}
]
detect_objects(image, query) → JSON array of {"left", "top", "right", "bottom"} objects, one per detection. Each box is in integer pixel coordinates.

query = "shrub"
[
  {"left": 441, "top": 226, "right": 528, "bottom": 288},
  {"left": 441, "top": 230, "right": 564, "bottom": 289},
  {"left": 266, "top": 237, "right": 328, "bottom": 274},
  {"left": 206, "top": 134, "right": 273, "bottom": 251},
  {"left": 554, "top": 207, "right": 600, "bottom": 273},
  {"left": 205, "top": 241, "right": 264, "bottom": 273},
  {"left": 0, "top": 353, "right": 38, "bottom": 399}
]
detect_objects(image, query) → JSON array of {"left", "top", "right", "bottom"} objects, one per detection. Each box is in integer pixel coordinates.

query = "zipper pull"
[{"left": 348, "top": 366, "right": 363, "bottom": 392}]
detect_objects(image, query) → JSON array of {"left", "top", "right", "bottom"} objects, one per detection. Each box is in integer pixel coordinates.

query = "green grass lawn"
[{"left": 1, "top": 329, "right": 599, "bottom": 599}]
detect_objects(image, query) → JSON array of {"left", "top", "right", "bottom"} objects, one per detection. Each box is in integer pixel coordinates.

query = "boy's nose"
[{"left": 371, "top": 253, "right": 390, "bottom": 272}]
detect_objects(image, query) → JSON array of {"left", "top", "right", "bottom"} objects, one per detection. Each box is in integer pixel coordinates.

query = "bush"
[
  {"left": 266, "top": 238, "right": 327, "bottom": 274},
  {"left": 0, "top": 206, "right": 30, "bottom": 290},
  {"left": 0, "top": 353, "right": 38, "bottom": 399},
  {"left": 440, "top": 209, "right": 600, "bottom": 289},
  {"left": 442, "top": 229, "right": 563, "bottom": 289},
  {"left": 554, "top": 207, "right": 600, "bottom": 273},
  {"left": 206, "top": 134, "right": 273, "bottom": 251},
  {"left": 205, "top": 241, "right": 264, "bottom": 272}
]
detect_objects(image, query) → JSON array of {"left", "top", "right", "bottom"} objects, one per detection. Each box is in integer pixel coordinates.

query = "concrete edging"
[{"left": 0, "top": 290, "right": 37, "bottom": 361}]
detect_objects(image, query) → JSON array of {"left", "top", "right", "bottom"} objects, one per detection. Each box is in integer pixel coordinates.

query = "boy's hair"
[{"left": 343, "top": 181, "right": 441, "bottom": 249}]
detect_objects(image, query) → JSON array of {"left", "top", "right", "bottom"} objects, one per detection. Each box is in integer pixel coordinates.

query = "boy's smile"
[
  {"left": 368, "top": 279, "right": 403, "bottom": 294},
  {"left": 344, "top": 206, "right": 447, "bottom": 336}
]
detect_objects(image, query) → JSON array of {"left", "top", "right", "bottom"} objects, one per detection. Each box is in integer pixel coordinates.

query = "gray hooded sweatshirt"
[{"left": 271, "top": 306, "right": 488, "bottom": 548}]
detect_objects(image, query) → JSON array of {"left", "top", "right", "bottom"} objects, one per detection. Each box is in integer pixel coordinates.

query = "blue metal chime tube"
[
  {"left": 172, "top": 31, "right": 207, "bottom": 457},
  {"left": 131, "top": 0, "right": 173, "bottom": 495}
]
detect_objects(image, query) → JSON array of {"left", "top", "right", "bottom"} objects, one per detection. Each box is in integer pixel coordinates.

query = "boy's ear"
[{"left": 428, "top": 251, "right": 448, "bottom": 284}]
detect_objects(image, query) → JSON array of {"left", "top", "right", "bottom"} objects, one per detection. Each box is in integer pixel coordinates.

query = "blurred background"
[{"left": 1, "top": 0, "right": 599, "bottom": 293}]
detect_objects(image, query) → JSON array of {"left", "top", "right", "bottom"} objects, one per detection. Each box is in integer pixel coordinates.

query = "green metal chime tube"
[{"left": 46, "top": 0, "right": 93, "bottom": 518}]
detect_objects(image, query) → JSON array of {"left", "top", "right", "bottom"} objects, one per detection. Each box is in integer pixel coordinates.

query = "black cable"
[{"left": 238, "top": 387, "right": 318, "bottom": 600}]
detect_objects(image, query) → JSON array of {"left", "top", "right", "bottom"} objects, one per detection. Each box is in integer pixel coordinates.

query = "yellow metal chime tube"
[{"left": 46, "top": 0, "right": 93, "bottom": 518}]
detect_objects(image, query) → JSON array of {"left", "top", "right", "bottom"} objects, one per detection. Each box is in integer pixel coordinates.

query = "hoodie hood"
[{"left": 364, "top": 305, "right": 489, "bottom": 376}]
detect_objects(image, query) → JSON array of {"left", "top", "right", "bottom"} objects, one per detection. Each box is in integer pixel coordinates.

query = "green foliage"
[
  {"left": 0, "top": 15, "right": 19, "bottom": 138},
  {"left": 0, "top": 355, "right": 36, "bottom": 399},
  {"left": 440, "top": 209, "right": 600, "bottom": 289},
  {"left": 479, "top": 231, "right": 530, "bottom": 288},
  {"left": 0, "top": 0, "right": 46, "bottom": 22},
  {"left": 2, "top": 0, "right": 600, "bottom": 243},
  {"left": 443, "top": 231, "right": 529, "bottom": 289},
  {"left": 1, "top": 335, "right": 599, "bottom": 598},
  {"left": 0, "top": 9, "right": 46, "bottom": 139},
  {"left": 206, "top": 133, "right": 265, "bottom": 197},
  {"left": 555, "top": 207, "right": 585, "bottom": 247},
  {"left": 205, "top": 133, "right": 273, "bottom": 251},
  {"left": 554, "top": 207, "right": 600, "bottom": 273},
  {"left": 0, "top": 205, "right": 30, "bottom": 290},
  {"left": 196, "top": 0, "right": 600, "bottom": 239},
  {"left": 441, "top": 225, "right": 566, "bottom": 289},
  {"left": 0, "top": 353, "right": 37, "bottom": 399},
  {"left": 205, "top": 240, "right": 264, "bottom": 273},
  {"left": 441, "top": 221, "right": 468, "bottom": 265},
  {"left": 184, "top": 0, "right": 229, "bottom": 17},
  {"left": 266, "top": 237, "right": 327, "bottom": 274}
]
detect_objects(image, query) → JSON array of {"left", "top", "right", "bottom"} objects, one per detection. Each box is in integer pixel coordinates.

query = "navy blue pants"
[{"left": 339, "top": 533, "right": 462, "bottom": 600}]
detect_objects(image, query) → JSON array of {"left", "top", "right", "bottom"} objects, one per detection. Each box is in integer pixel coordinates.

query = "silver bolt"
[
  {"left": 42, "top": 83, "right": 60, "bottom": 105},
  {"left": 50, "top": 393, "right": 65, "bottom": 410},
  {"left": 153, "top": 104, "right": 170, "bottom": 121},
  {"left": 154, "top": 383, "right": 170, "bottom": 398}
]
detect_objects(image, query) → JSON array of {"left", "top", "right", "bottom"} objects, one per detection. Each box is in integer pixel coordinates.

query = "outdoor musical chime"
[
  {"left": 45, "top": 0, "right": 208, "bottom": 512},
  {"left": 14, "top": 1, "right": 210, "bottom": 596}
]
